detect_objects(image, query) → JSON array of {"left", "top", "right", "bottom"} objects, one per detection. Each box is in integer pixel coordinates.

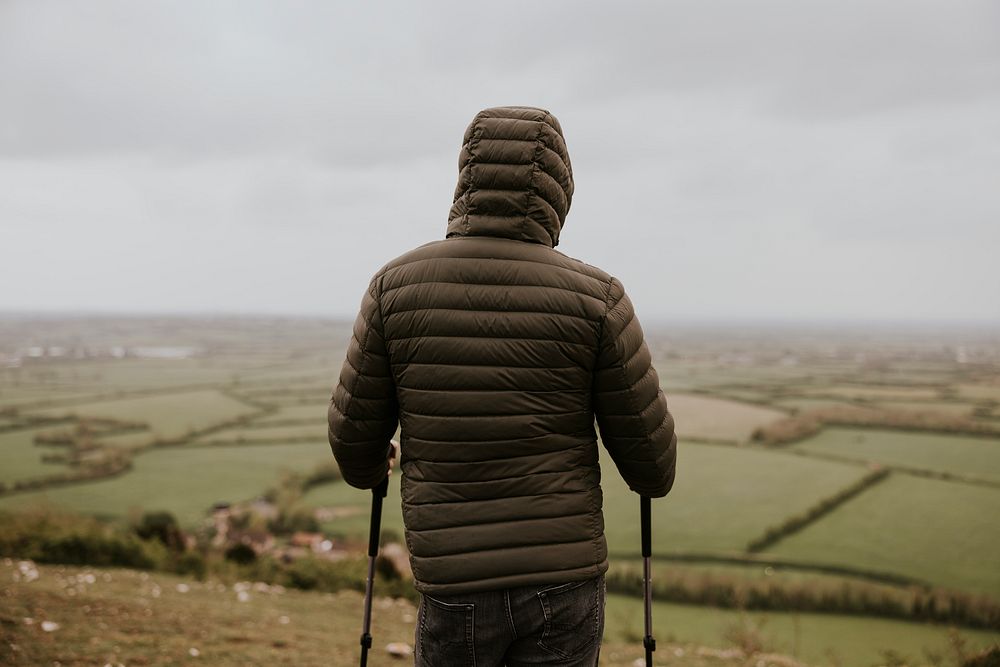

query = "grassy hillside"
[
  {"left": 0, "top": 560, "right": 801, "bottom": 667},
  {"left": 4, "top": 560, "right": 998, "bottom": 667}
]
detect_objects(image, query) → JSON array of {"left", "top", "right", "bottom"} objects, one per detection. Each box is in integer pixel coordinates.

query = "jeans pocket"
[
  {"left": 535, "top": 575, "right": 605, "bottom": 661},
  {"left": 417, "top": 594, "right": 476, "bottom": 666}
]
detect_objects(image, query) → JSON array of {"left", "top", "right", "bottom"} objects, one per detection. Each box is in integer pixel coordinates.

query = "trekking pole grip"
[{"left": 368, "top": 476, "right": 389, "bottom": 557}]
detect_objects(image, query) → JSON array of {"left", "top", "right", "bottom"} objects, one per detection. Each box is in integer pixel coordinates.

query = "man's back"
[{"left": 329, "top": 106, "right": 677, "bottom": 600}]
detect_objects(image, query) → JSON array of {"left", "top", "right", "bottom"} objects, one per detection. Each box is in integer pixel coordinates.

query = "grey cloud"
[{"left": 0, "top": 0, "right": 997, "bottom": 322}]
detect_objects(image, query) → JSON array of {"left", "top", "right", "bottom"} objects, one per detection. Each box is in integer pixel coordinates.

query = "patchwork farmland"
[{"left": 1, "top": 314, "right": 999, "bottom": 664}]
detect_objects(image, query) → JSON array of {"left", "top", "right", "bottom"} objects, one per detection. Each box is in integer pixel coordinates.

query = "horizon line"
[{"left": 1, "top": 307, "right": 998, "bottom": 330}]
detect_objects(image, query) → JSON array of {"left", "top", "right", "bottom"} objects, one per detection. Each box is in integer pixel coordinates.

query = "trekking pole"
[
  {"left": 359, "top": 474, "right": 389, "bottom": 667},
  {"left": 641, "top": 496, "right": 655, "bottom": 667}
]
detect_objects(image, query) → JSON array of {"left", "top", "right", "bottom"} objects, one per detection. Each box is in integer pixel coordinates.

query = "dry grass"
[
  {"left": 0, "top": 560, "right": 805, "bottom": 667},
  {"left": 667, "top": 393, "right": 788, "bottom": 443}
]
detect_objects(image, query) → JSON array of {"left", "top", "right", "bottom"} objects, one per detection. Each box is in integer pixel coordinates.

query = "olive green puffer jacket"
[{"left": 329, "top": 106, "right": 677, "bottom": 595}]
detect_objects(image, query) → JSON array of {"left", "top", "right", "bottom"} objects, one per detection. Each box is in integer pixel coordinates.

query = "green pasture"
[
  {"left": 666, "top": 393, "right": 787, "bottom": 443},
  {"left": 608, "top": 557, "right": 908, "bottom": 592},
  {"left": 0, "top": 442, "right": 333, "bottom": 527},
  {"left": 236, "top": 384, "right": 334, "bottom": 399},
  {"left": 660, "top": 366, "right": 821, "bottom": 392},
  {"left": 773, "top": 397, "right": 861, "bottom": 412},
  {"left": 0, "top": 384, "right": 106, "bottom": 410},
  {"left": 701, "top": 388, "right": 778, "bottom": 405},
  {"left": 792, "top": 427, "right": 1000, "bottom": 483},
  {"left": 0, "top": 427, "right": 74, "bottom": 485},
  {"left": 955, "top": 383, "right": 1000, "bottom": 402},
  {"left": 235, "top": 362, "right": 342, "bottom": 384},
  {"left": 870, "top": 399, "right": 977, "bottom": 416},
  {"left": 8, "top": 359, "right": 243, "bottom": 391},
  {"left": 193, "top": 423, "right": 324, "bottom": 444},
  {"left": 250, "top": 403, "right": 328, "bottom": 425},
  {"left": 801, "top": 384, "right": 943, "bottom": 401},
  {"left": 605, "top": 593, "right": 1000, "bottom": 666},
  {"left": 24, "top": 389, "right": 260, "bottom": 445},
  {"left": 600, "top": 442, "right": 869, "bottom": 555},
  {"left": 765, "top": 473, "right": 1000, "bottom": 595},
  {"left": 299, "top": 469, "right": 406, "bottom": 541}
]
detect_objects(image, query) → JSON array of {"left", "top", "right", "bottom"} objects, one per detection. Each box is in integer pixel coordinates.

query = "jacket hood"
[{"left": 446, "top": 106, "right": 574, "bottom": 248}]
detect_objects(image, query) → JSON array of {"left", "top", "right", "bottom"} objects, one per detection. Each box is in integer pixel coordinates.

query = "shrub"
[
  {"left": 224, "top": 543, "right": 258, "bottom": 565},
  {"left": 171, "top": 550, "right": 207, "bottom": 579},
  {"left": 134, "top": 511, "right": 187, "bottom": 552},
  {"left": 268, "top": 508, "right": 320, "bottom": 536},
  {"left": 0, "top": 507, "right": 164, "bottom": 570},
  {"left": 282, "top": 556, "right": 366, "bottom": 592}
]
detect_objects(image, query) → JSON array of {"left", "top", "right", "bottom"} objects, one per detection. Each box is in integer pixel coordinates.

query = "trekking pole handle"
[
  {"left": 368, "top": 476, "right": 389, "bottom": 557},
  {"left": 374, "top": 474, "right": 389, "bottom": 499}
]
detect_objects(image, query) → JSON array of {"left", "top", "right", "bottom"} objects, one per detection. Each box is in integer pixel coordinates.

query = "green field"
[
  {"left": 249, "top": 403, "right": 328, "bottom": 424},
  {"left": 792, "top": 427, "right": 1000, "bottom": 483},
  {"left": 602, "top": 441, "right": 868, "bottom": 555},
  {"left": 0, "top": 441, "right": 332, "bottom": 526},
  {"left": 0, "top": 385, "right": 110, "bottom": 410},
  {"left": 193, "top": 423, "right": 325, "bottom": 443},
  {"left": 299, "top": 469, "right": 406, "bottom": 540},
  {"left": 605, "top": 593, "right": 1000, "bottom": 666},
  {"left": 955, "top": 383, "right": 1000, "bottom": 402},
  {"left": 773, "top": 397, "right": 861, "bottom": 412},
  {"left": 24, "top": 389, "right": 260, "bottom": 445},
  {"left": 0, "top": 427, "right": 74, "bottom": 485},
  {"left": 2, "top": 358, "right": 244, "bottom": 392},
  {"left": 765, "top": 473, "right": 1000, "bottom": 595},
  {"left": 609, "top": 557, "right": 910, "bottom": 591},
  {"left": 801, "top": 385, "right": 944, "bottom": 401},
  {"left": 872, "top": 400, "right": 978, "bottom": 416}
]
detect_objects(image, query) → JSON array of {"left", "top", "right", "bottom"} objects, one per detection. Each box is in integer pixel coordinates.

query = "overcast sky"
[{"left": 1, "top": 1, "right": 998, "bottom": 323}]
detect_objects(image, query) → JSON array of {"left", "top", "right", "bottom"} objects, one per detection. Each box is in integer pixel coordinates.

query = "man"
[{"left": 329, "top": 106, "right": 677, "bottom": 666}]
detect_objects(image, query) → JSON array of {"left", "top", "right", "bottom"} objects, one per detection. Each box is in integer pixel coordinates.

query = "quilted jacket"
[{"left": 328, "top": 106, "right": 677, "bottom": 595}]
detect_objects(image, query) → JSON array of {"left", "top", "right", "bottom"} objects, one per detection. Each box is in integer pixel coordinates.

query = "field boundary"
[
  {"left": 784, "top": 447, "right": 1000, "bottom": 489},
  {"left": 744, "top": 468, "right": 891, "bottom": 552},
  {"left": 605, "top": 562, "right": 1000, "bottom": 631},
  {"left": 604, "top": 550, "right": 927, "bottom": 588}
]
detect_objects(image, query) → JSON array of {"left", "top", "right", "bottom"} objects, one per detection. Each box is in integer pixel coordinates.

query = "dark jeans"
[{"left": 414, "top": 573, "right": 605, "bottom": 666}]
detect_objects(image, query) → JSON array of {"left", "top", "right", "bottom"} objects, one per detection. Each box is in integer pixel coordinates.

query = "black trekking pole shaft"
[
  {"left": 641, "top": 496, "right": 655, "bottom": 667},
  {"left": 360, "top": 475, "right": 389, "bottom": 667}
]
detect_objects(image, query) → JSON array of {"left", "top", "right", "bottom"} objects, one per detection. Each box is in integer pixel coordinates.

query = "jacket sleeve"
[
  {"left": 328, "top": 273, "right": 399, "bottom": 489},
  {"left": 592, "top": 277, "right": 677, "bottom": 498}
]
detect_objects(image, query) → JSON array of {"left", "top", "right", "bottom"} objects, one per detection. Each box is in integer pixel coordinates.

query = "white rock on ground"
[{"left": 386, "top": 642, "right": 413, "bottom": 658}]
